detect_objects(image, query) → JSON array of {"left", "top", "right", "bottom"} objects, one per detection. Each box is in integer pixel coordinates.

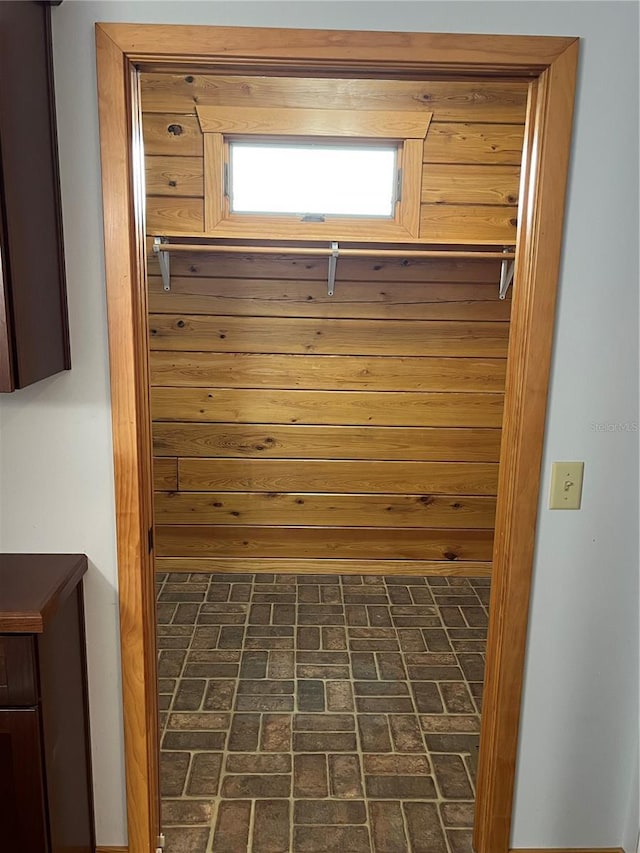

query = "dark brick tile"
[
  {"left": 294, "top": 799, "right": 367, "bottom": 824},
  {"left": 212, "top": 800, "right": 251, "bottom": 852},
  {"left": 261, "top": 713, "right": 292, "bottom": 751},
  {"left": 187, "top": 649, "right": 240, "bottom": 663},
  {"left": 298, "top": 679, "right": 325, "bottom": 712},
  {"left": 420, "top": 715, "right": 479, "bottom": 734},
  {"left": 158, "top": 589, "right": 206, "bottom": 603},
  {"left": 162, "top": 827, "right": 210, "bottom": 853},
  {"left": 389, "top": 714, "right": 424, "bottom": 753},
  {"left": 358, "top": 715, "right": 392, "bottom": 752},
  {"left": 173, "top": 679, "right": 206, "bottom": 711},
  {"left": 376, "top": 652, "right": 406, "bottom": 680},
  {"left": 356, "top": 696, "right": 415, "bottom": 713},
  {"left": 158, "top": 678, "right": 176, "bottom": 693},
  {"left": 294, "top": 714, "right": 355, "bottom": 732},
  {"left": 157, "top": 634, "right": 191, "bottom": 649},
  {"left": 206, "top": 583, "right": 230, "bottom": 601},
  {"left": 219, "top": 625, "right": 246, "bottom": 648},
  {"left": 408, "top": 665, "right": 463, "bottom": 681},
  {"left": 439, "top": 606, "right": 466, "bottom": 627},
  {"left": 299, "top": 574, "right": 339, "bottom": 584},
  {"left": 433, "top": 753, "right": 474, "bottom": 799},
  {"left": 158, "top": 624, "right": 193, "bottom": 637},
  {"left": 226, "top": 753, "right": 291, "bottom": 773},
  {"left": 326, "top": 681, "right": 355, "bottom": 711},
  {"left": 248, "top": 625, "right": 295, "bottom": 638},
  {"left": 237, "top": 679, "right": 294, "bottom": 695},
  {"left": 297, "top": 663, "right": 350, "bottom": 679},
  {"left": 457, "top": 652, "right": 485, "bottom": 682},
  {"left": 160, "top": 751, "right": 189, "bottom": 797},
  {"left": 162, "top": 730, "right": 226, "bottom": 751},
  {"left": 157, "top": 649, "right": 186, "bottom": 678},
  {"left": 293, "top": 753, "right": 328, "bottom": 797},
  {"left": 322, "top": 626, "right": 347, "bottom": 649},
  {"left": 440, "top": 682, "right": 476, "bottom": 714},
  {"left": 186, "top": 752, "right": 222, "bottom": 796},
  {"left": 397, "top": 628, "right": 426, "bottom": 652},
  {"left": 350, "top": 639, "right": 399, "bottom": 651},
  {"left": 158, "top": 694, "right": 172, "bottom": 711},
  {"left": 217, "top": 573, "right": 252, "bottom": 583},
  {"left": 403, "top": 802, "right": 448, "bottom": 853},
  {"left": 363, "top": 754, "right": 429, "bottom": 774},
  {"left": 245, "top": 636, "right": 294, "bottom": 650},
  {"left": 297, "top": 626, "right": 321, "bottom": 649},
  {"left": 411, "top": 681, "right": 444, "bottom": 713},
  {"left": 253, "top": 593, "right": 296, "bottom": 603},
  {"left": 351, "top": 652, "right": 377, "bottom": 680},
  {"left": 346, "top": 604, "right": 368, "bottom": 626},
  {"left": 409, "top": 586, "right": 435, "bottom": 604},
  {"left": 167, "top": 712, "right": 230, "bottom": 731},
  {"left": 447, "top": 829, "right": 475, "bottom": 853},
  {"left": 461, "top": 606, "right": 489, "bottom": 627},
  {"left": 370, "top": 801, "right": 408, "bottom": 852},
  {"left": 464, "top": 748, "right": 479, "bottom": 785},
  {"left": 297, "top": 651, "right": 349, "bottom": 665},
  {"left": 221, "top": 773, "right": 290, "bottom": 798},
  {"left": 190, "top": 626, "right": 221, "bottom": 648},
  {"left": 385, "top": 576, "right": 425, "bottom": 585},
  {"left": 329, "top": 754, "right": 364, "bottom": 798},
  {"left": 469, "top": 681, "right": 484, "bottom": 712},
  {"left": 440, "top": 801, "right": 476, "bottom": 828},
  {"left": 292, "top": 826, "right": 370, "bottom": 852},
  {"left": 355, "top": 681, "right": 409, "bottom": 696},
  {"left": 273, "top": 603, "right": 296, "bottom": 624},
  {"left": 423, "top": 628, "right": 453, "bottom": 652},
  {"left": 298, "top": 585, "right": 320, "bottom": 603},
  {"left": 253, "top": 800, "right": 291, "bottom": 853},
  {"left": 321, "top": 585, "right": 343, "bottom": 604},
  {"left": 343, "top": 594, "right": 388, "bottom": 605},
  {"left": 425, "top": 733, "right": 479, "bottom": 753},
  {"left": 228, "top": 714, "right": 260, "bottom": 751},
  {"left": 157, "top": 602, "right": 176, "bottom": 624},
  {"left": 182, "top": 662, "right": 239, "bottom": 678},
  {"left": 203, "top": 680, "right": 235, "bottom": 710},
  {"left": 387, "top": 586, "right": 411, "bottom": 604},
  {"left": 367, "top": 605, "right": 392, "bottom": 627},
  {"left": 249, "top": 603, "right": 272, "bottom": 624},
  {"left": 230, "top": 583, "right": 252, "bottom": 602},
  {"left": 293, "top": 732, "right": 357, "bottom": 752},
  {"left": 434, "top": 595, "right": 479, "bottom": 606},
  {"left": 236, "top": 694, "right": 294, "bottom": 711},
  {"left": 298, "top": 611, "right": 345, "bottom": 626},
  {"left": 253, "top": 573, "right": 276, "bottom": 583},
  {"left": 365, "top": 774, "right": 436, "bottom": 799},
  {"left": 240, "top": 650, "right": 268, "bottom": 679},
  {"left": 173, "top": 603, "right": 199, "bottom": 624},
  {"left": 268, "top": 650, "right": 295, "bottom": 679}
]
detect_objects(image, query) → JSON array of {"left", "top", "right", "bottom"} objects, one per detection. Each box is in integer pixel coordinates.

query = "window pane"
[{"left": 229, "top": 143, "right": 397, "bottom": 217}]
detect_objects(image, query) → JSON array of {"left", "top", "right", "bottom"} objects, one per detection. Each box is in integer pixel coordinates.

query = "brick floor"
[{"left": 157, "top": 573, "right": 489, "bottom": 853}]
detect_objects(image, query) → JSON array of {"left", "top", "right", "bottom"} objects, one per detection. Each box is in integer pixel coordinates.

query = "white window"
[{"left": 229, "top": 142, "right": 398, "bottom": 218}]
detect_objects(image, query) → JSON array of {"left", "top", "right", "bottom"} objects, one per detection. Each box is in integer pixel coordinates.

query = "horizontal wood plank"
[
  {"left": 422, "top": 164, "right": 520, "bottom": 205},
  {"left": 146, "top": 197, "right": 204, "bottom": 233},
  {"left": 151, "top": 387, "right": 504, "bottom": 427},
  {"left": 420, "top": 204, "right": 517, "bottom": 244},
  {"left": 153, "top": 458, "right": 177, "bottom": 490},
  {"left": 154, "top": 557, "right": 492, "bottom": 576},
  {"left": 154, "top": 490, "right": 496, "bottom": 528},
  {"left": 141, "top": 75, "right": 528, "bottom": 123},
  {"left": 424, "top": 123, "right": 525, "bottom": 165},
  {"left": 177, "top": 459, "right": 498, "bottom": 495},
  {"left": 148, "top": 315, "right": 510, "bottom": 357},
  {"left": 147, "top": 277, "right": 511, "bottom": 321},
  {"left": 142, "top": 113, "right": 203, "bottom": 156},
  {"left": 146, "top": 251, "right": 503, "bottom": 284},
  {"left": 145, "top": 155, "right": 204, "bottom": 197},
  {"left": 149, "top": 351, "right": 507, "bottom": 392},
  {"left": 152, "top": 423, "right": 502, "bottom": 462},
  {"left": 155, "top": 524, "right": 495, "bottom": 560}
]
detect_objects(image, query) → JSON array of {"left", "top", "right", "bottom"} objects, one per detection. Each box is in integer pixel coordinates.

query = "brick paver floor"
[{"left": 157, "top": 572, "right": 489, "bottom": 853}]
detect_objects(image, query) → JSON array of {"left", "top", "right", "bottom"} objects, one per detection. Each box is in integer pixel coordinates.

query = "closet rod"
[{"left": 152, "top": 241, "right": 515, "bottom": 261}]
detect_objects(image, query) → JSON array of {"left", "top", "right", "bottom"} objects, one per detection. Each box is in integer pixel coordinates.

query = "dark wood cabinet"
[
  {"left": 0, "top": 554, "right": 95, "bottom": 853},
  {"left": 0, "top": 1, "right": 70, "bottom": 391}
]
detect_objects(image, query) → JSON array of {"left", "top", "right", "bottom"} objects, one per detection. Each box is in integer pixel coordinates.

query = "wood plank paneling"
[
  {"left": 149, "top": 351, "right": 507, "bottom": 391},
  {"left": 146, "top": 197, "right": 204, "bottom": 233},
  {"left": 153, "top": 458, "right": 177, "bottom": 490},
  {"left": 147, "top": 277, "right": 512, "bottom": 321},
  {"left": 151, "top": 387, "right": 504, "bottom": 427},
  {"left": 420, "top": 204, "right": 518, "bottom": 244},
  {"left": 140, "top": 75, "right": 528, "bottom": 122},
  {"left": 141, "top": 113, "right": 202, "bottom": 156},
  {"left": 421, "top": 164, "right": 520, "bottom": 205},
  {"left": 152, "top": 423, "right": 503, "bottom": 462},
  {"left": 177, "top": 459, "right": 499, "bottom": 495},
  {"left": 145, "top": 156, "right": 203, "bottom": 197},
  {"left": 148, "top": 315, "right": 510, "bottom": 357},
  {"left": 156, "top": 524, "right": 495, "bottom": 560},
  {"left": 155, "top": 557, "right": 493, "bottom": 577},
  {"left": 154, "top": 491, "right": 497, "bottom": 528},
  {"left": 423, "top": 123, "right": 525, "bottom": 165}
]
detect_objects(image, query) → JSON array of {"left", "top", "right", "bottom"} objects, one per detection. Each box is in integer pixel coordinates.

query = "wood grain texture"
[
  {"left": 154, "top": 490, "right": 496, "bottom": 528},
  {"left": 148, "top": 315, "right": 510, "bottom": 357},
  {"left": 422, "top": 164, "right": 520, "bottom": 205},
  {"left": 149, "top": 351, "right": 507, "bottom": 391},
  {"left": 147, "top": 276, "right": 511, "bottom": 320},
  {"left": 424, "top": 123, "right": 525, "bottom": 165},
  {"left": 141, "top": 113, "right": 202, "bottom": 156},
  {"left": 203, "top": 132, "right": 224, "bottom": 230},
  {"left": 155, "top": 524, "right": 494, "bottom": 560},
  {"left": 152, "top": 423, "right": 503, "bottom": 462},
  {"left": 197, "top": 104, "right": 433, "bottom": 137},
  {"left": 155, "top": 556, "right": 492, "bottom": 576},
  {"left": 420, "top": 204, "right": 517, "bottom": 244},
  {"left": 144, "top": 155, "right": 203, "bottom": 196},
  {"left": 146, "top": 196, "right": 204, "bottom": 233},
  {"left": 153, "top": 457, "right": 177, "bottom": 490},
  {"left": 141, "top": 75, "right": 529, "bottom": 121},
  {"left": 177, "top": 458, "right": 498, "bottom": 495},
  {"left": 96, "top": 848, "right": 129, "bottom": 853},
  {"left": 151, "top": 387, "right": 504, "bottom": 427}
]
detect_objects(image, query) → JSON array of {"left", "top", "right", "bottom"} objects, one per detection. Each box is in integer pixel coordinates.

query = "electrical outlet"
[{"left": 549, "top": 461, "right": 584, "bottom": 509}]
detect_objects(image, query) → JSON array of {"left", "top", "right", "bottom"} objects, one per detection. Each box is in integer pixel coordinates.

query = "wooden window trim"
[
  {"left": 95, "top": 23, "right": 578, "bottom": 853},
  {"left": 196, "top": 105, "right": 431, "bottom": 240}
]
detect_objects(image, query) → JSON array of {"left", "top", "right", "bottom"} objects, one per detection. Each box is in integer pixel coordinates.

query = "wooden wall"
[
  {"left": 141, "top": 74, "right": 527, "bottom": 245},
  {"left": 142, "top": 70, "right": 520, "bottom": 575}
]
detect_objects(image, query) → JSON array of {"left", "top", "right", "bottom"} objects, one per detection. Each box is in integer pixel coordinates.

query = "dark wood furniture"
[
  {"left": 0, "top": 553, "right": 95, "bottom": 853},
  {"left": 0, "top": 1, "right": 70, "bottom": 391}
]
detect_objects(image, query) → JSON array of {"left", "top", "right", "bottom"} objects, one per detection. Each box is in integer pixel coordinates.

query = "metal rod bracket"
[
  {"left": 328, "top": 241, "right": 339, "bottom": 296},
  {"left": 499, "top": 247, "right": 515, "bottom": 300},
  {"left": 154, "top": 236, "right": 171, "bottom": 291}
]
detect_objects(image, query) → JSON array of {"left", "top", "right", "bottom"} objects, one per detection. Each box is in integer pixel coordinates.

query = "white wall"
[{"left": 0, "top": 1, "right": 637, "bottom": 848}]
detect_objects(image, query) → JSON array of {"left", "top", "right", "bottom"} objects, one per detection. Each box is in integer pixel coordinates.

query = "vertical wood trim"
[
  {"left": 95, "top": 25, "right": 159, "bottom": 853},
  {"left": 474, "top": 40, "right": 580, "bottom": 853},
  {"left": 400, "top": 138, "right": 424, "bottom": 238},
  {"left": 203, "top": 132, "right": 224, "bottom": 231}
]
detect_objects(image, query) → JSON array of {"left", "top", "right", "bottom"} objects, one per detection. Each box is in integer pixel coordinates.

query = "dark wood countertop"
[{"left": 0, "top": 553, "right": 88, "bottom": 633}]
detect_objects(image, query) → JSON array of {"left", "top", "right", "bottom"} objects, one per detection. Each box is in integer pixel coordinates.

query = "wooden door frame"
[{"left": 95, "top": 23, "right": 578, "bottom": 853}]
